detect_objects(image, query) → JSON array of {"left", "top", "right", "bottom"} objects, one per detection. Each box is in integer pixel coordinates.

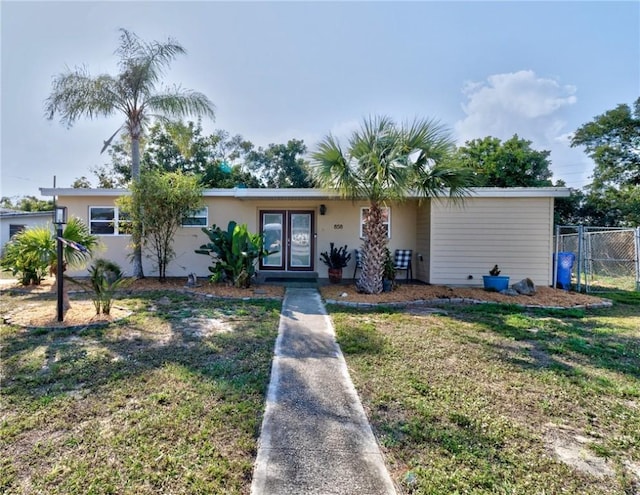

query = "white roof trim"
[
  {"left": 460, "top": 187, "right": 570, "bottom": 198},
  {"left": 0, "top": 210, "right": 54, "bottom": 218},
  {"left": 40, "top": 186, "right": 571, "bottom": 199}
]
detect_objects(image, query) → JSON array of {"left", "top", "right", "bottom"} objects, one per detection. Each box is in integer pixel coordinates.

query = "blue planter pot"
[{"left": 483, "top": 275, "right": 510, "bottom": 292}]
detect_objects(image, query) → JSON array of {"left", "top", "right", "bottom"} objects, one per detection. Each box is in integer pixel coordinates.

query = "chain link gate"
[{"left": 555, "top": 226, "right": 640, "bottom": 293}]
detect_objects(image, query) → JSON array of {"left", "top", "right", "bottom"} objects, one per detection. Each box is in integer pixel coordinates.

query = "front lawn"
[
  {"left": 1, "top": 291, "right": 280, "bottom": 494},
  {"left": 330, "top": 291, "right": 640, "bottom": 494}
]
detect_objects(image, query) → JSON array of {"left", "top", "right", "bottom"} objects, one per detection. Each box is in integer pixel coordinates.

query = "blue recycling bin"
[{"left": 555, "top": 252, "right": 575, "bottom": 290}]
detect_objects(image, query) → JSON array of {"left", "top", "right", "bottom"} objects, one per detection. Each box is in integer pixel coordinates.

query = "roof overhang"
[
  {"left": 0, "top": 210, "right": 54, "bottom": 219},
  {"left": 453, "top": 187, "right": 571, "bottom": 198},
  {"left": 40, "top": 186, "right": 571, "bottom": 199}
]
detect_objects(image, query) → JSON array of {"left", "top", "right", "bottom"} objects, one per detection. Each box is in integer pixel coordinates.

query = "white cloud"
[
  {"left": 455, "top": 70, "right": 591, "bottom": 187},
  {"left": 456, "top": 70, "right": 577, "bottom": 142}
]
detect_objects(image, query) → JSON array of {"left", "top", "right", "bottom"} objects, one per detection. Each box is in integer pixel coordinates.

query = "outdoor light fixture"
[
  {"left": 54, "top": 206, "right": 68, "bottom": 225},
  {"left": 319, "top": 204, "right": 327, "bottom": 216},
  {"left": 54, "top": 205, "right": 67, "bottom": 322}
]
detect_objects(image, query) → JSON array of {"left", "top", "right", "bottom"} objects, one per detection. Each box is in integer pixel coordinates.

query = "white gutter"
[
  {"left": 40, "top": 186, "right": 571, "bottom": 199},
  {"left": 0, "top": 210, "right": 54, "bottom": 218}
]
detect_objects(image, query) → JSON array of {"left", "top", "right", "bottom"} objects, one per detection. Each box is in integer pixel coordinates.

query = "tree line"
[{"left": 64, "top": 94, "right": 639, "bottom": 230}]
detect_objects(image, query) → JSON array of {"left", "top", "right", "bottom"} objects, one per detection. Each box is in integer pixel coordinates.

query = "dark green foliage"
[
  {"left": 452, "top": 135, "right": 555, "bottom": 187},
  {"left": 195, "top": 221, "right": 268, "bottom": 288},
  {"left": 570, "top": 98, "right": 640, "bottom": 226},
  {"left": 143, "top": 121, "right": 260, "bottom": 188},
  {"left": 382, "top": 248, "right": 396, "bottom": 282},
  {"left": 246, "top": 139, "right": 314, "bottom": 188},
  {"left": 571, "top": 97, "right": 640, "bottom": 190},
  {"left": 85, "top": 121, "right": 263, "bottom": 189},
  {"left": 0, "top": 196, "right": 54, "bottom": 212},
  {"left": 320, "top": 243, "right": 352, "bottom": 269},
  {"left": 87, "top": 259, "right": 127, "bottom": 314}
]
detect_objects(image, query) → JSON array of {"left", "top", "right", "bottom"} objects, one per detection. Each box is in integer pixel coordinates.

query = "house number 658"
[{"left": 333, "top": 224, "right": 343, "bottom": 229}]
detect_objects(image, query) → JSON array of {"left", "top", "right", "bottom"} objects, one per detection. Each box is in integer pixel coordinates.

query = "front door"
[{"left": 260, "top": 210, "right": 314, "bottom": 271}]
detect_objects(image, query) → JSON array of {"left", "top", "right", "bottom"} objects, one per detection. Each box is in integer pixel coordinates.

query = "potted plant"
[
  {"left": 320, "top": 243, "right": 352, "bottom": 283},
  {"left": 382, "top": 248, "right": 396, "bottom": 292},
  {"left": 483, "top": 264, "right": 510, "bottom": 291}
]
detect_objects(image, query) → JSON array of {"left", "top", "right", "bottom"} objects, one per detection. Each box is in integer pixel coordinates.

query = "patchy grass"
[
  {"left": 1, "top": 290, "right": 280, "bottom": 494},
  {"left": 329, "top": 293, "right": 640, "bottom": 494}
]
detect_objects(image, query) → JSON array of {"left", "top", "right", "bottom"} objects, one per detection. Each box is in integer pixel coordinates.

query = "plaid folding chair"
[
  {"left": 394, "top": 249, "right": 413, "bottom": 281},
  {"left": 352, "top": 249, "right": 363, "bottom": 279}
]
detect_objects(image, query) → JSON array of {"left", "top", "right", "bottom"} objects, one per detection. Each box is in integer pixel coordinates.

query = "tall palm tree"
[
  {"left": 45, "top": 28, "right": 215, "bottom": 278},
  {"left": 312, "top": 115, "right": 471, "bottom": 294}
]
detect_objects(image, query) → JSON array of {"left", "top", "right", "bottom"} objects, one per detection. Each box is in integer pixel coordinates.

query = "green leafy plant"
[
  {"left": 86, "top": 259, "right": 128, "bottom": 315},
  {"left": 0, "top": 218, "right": 98, "bottom": 285},
  {"left": 118, "top": 169, "right": 203, "bottom": 281},
  {"left": 195, "top": 221, "right": 268, "bottom": 288},
  {"left": 320, "top": 243, "right": 352, "bottom": 269},
  {"left": 382, "top": 248, "right": 396, "bottom": 290},
  {"left": 0, "top": 226, "right": 53, "bottom": 285}
]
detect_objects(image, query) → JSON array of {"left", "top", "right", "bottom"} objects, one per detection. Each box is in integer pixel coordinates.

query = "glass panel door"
[
  {"left": 288, "top": 212, "right": 312, "bottom": 269},
  {"left": 262, "top": 212, "right": 284, "bottom": 269}
]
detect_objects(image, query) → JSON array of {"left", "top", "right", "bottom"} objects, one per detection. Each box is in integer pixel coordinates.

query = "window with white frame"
[
  {"left": 181, "top": 207, "right": 208, "bottom": 227},
  {"left": 89, "top": 207, "right": 131, "bottom": 235},
  {"left": 9, "top": 224, "right": 25, "bottom": 238},
  {"left": 359, "top": 206, "right": 391, "bottom": 238}
]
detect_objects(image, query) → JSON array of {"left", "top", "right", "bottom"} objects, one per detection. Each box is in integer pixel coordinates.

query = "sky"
[{"left": 1, "top": 1, "right": 639, "bottom": 199}]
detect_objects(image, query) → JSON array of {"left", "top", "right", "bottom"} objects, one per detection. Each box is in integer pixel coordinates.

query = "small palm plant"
[
  {"left": 0, "top": 218, "right": 99, "bottom": 286},
  {"left": 0, "top": 226, "right": 53, "bottom": 285},
  {"left": 87, "top": 259, "right": 128, "bottom": 315}
]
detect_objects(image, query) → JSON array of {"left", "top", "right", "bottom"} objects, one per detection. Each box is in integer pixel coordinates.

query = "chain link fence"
[{"left": 555, "top": 226, "right": 640, "bottom": 293}]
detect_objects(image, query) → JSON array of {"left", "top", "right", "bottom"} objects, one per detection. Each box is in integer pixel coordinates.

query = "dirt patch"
[
  {"left": 545, "top": 423, "right": 615, "bottom": 478},
  {"left": 4, "top": 300, "right": 131, "bottom": 328},
  {"left": 181, "top": 317, "right": 233, "bottom": 337}
]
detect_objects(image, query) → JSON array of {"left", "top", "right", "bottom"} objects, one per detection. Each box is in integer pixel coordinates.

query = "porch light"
[
  {"left": 54, "top": 206, "right": 68, "bottom": 225},
  {"left": 319, "top": 204, "right": 327, "bottom": 216}
]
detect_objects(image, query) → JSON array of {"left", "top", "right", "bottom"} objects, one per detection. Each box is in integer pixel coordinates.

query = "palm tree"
[
  {"left": 312, "top": 115, "right": 471, "bottom": 294},
  {"left": 45, "top": 28, "right": 215, "bottom": 278}
]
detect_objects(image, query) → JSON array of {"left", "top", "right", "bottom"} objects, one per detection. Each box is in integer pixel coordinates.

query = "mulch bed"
[{"left": 2, "top": 277, "right": 611, "bottom": 329}]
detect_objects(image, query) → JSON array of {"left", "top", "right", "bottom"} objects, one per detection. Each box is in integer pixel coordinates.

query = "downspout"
[{"left": 553, "top": 224, "right": 560, "bottom": 288}]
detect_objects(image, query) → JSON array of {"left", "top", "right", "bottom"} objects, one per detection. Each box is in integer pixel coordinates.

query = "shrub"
[
  {"left": 0, "top": 218, "right": 99, "bottom": 286},
  {"left": 195, "top": 221, "right": 268, "bottom": 288},
  {"left": 86, "top": 259, "right": 127, "bottom": 315},
  {"left": 0, "top": 226, "right": 53, "bottom": 285}
]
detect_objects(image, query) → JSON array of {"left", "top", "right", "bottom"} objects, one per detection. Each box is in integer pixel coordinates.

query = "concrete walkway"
[{"left": 251, "top": 288, "right": 397, "bottom": 495}]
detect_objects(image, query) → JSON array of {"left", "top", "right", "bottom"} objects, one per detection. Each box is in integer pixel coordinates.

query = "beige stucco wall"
[
  {"left": 59, "top": 195, "right": 418, "bottom": 279},
  {"left": 61, "top": 196, "right": 136, "bottom": 277},
  {"left": 429, "top": 197, "right": 555, "bottom": 286}
]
